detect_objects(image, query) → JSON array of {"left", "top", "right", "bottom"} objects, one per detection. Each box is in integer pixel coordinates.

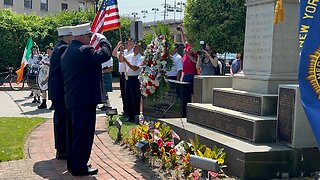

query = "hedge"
[{"left": 0, "top": 8, "right": 131, "bottom": 72}]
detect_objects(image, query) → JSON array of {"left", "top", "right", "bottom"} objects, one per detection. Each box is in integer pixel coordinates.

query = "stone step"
[
  {"left": 187, "top": 103, "right": 276, "bottom": 143},
  {"left": 157, "top": 118, "right": 320, "bottom": 179},
  {"left": 212, "top": 88, "right": 278, "bottom": 116}
]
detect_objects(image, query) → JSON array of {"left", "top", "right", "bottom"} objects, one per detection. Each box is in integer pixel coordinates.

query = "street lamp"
[
  {"left": 141, "top": 10, "right": 148, "bottom": 23},
  {"left": 177, "top": 2, "right": 185, "bottom": 20},
  {"left": 151, "top": 8, "right": 159, "bottom": 24},
  {"left": 95, "top": 0, "right": 99, "bottom": 13},
  {"left": 131, "top": 12, "right": 138, "bottom": 21}
]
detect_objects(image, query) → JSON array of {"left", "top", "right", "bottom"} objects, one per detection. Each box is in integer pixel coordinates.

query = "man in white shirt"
[
  {"left": 119, "top": 42, "right": 143, "bottom": 123},
  {"left": 167, "top": 43, "right": 182, "bottom": 81},
  {"left": 112, "top": 38, "right": 134, "bottom": 116}
]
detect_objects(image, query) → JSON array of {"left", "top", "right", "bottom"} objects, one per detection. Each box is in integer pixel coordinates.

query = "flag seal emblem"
[{"left": 307, "top": 47, "right": 320, "bottom": 100}]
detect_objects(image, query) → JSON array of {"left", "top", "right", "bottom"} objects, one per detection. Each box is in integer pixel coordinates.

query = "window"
[
  {"left": 61, "top": 3, "right": 68, "bottom": 11},
  {"left": 40, "top": 0, "right": 48, "bottom": 11},
  {"left": 79, "top": 2, "right": 85, "bottom": 11},
  {"left": 4, "top": 0, "right": 13, "bottom": 6},
  {"left": 24, "top": 0, "right": 32, "bottom": 9}
]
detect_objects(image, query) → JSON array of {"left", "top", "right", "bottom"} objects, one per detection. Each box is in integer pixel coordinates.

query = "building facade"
[{"left": 0, "top": 0, "right": 95, "bottom": 15}]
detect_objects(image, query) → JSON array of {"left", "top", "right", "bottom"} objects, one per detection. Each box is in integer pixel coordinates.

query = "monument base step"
[
  {"left": 187, "top": 103, "right": 276, "bottom": 143},
  {"left": 157, "top": 118, "right": 320, "bottom": 179},
  {"left": 212, "top": 88, "right": 277, "bottom": 116}
]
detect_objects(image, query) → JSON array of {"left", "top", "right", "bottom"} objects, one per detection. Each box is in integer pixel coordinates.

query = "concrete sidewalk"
[{"left": 0, "top": 90, "right": 123, "bottom": 118}]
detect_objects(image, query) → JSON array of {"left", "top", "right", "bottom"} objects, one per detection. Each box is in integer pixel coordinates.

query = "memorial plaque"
[
  {"left": 143, "top": 80, "right": 191, "bottom": 119},
  {"left": 277, "top": 88, "right": 295, "bottom": 144},
  {"left": 187, "top": 106, "right": 254, "bottom": 141},
  {"left": 213, "top": 91, "right": 262, "bottom": 115}
]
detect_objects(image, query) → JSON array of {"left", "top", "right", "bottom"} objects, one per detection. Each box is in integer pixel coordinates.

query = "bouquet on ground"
[{"left": 139, "top": 34, "right": 174, "bottom": 100}]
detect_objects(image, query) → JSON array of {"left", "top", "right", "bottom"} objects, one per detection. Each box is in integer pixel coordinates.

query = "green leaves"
[
  {"left": 184, "top": 0, "right": 246, "bottom": 53},
  {"left": 0, "top": 8, "right": 131, "bottom": 72}
]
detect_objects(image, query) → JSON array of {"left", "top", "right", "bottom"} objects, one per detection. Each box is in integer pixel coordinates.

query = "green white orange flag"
[{"left": 16, "top": 37, "right": 33, "bottom": 83}]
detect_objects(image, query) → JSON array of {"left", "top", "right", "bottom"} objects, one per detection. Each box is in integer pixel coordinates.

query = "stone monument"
[{"left": 233, "top": 0, "right": 299, "bottom": 94}]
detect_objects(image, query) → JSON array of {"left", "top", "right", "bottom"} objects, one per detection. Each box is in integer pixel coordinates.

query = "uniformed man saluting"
[
  {"left": 61, "top": 23, "right": 112, "bottom": 176},
  {"left": 48, "top": 26, "right": 73, "bottom": 160}
]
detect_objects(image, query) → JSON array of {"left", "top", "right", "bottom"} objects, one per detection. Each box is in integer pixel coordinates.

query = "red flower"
[
  {"left": 148, "top": 60, "right": 153, "bottom": 66},
  {"left": 165, "top": 141, "right": 174, "bottom": 147},
  {"left": 169, "top": 148, "right": 176, "bottom": 155},
  {"left": 148, "top": 81, "right": 153, "bottom": 86},
  {"left": 146, "top": 89, "right": 152, "bottom": 95},
  {"left": 162, "top": 53, "right": 168, "bottom": 60},
  {"left": 149, "top": 75, "right": 156, "bottom": 80},
  {"left": 157, "top": 138, "right": 163, "bottom": 147}
]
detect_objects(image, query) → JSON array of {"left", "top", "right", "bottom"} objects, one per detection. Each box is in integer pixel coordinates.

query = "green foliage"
[
  {"left": 0, "top": 117, "right": 45, "bottom": 162},
  {"left": 197, "top": 145, "right": 226, "bottom": 165},
  {"left": 0, "top": 8, "right": 130, "bottom": 72},
  {"left": 184, "top": 0, "right": 246, "bottom": 53},
  {"left": 107, "top": 115, "right": 138, "bottom": 141},
  {"left": 189, "top": 134, "right": 206, "bottom": 155}
]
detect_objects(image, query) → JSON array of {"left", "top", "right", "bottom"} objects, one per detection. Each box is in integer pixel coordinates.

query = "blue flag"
[{"left": 298, "top": 2, "right": 320, "bottom": 148}]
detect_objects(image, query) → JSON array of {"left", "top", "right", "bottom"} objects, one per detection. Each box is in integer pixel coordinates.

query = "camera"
[{"left": 197, "top": 41, "right": 206, "bottom": 55}]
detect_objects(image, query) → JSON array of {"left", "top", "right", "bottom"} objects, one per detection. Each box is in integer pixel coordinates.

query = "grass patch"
[
  {"left": 0, "top": 117, "right": 45, "bottom": 162},
  {"left": 107, "top": 115, "right": 138, "bottom": 140}
]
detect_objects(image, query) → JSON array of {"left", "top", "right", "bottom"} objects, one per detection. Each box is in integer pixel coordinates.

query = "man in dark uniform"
[
  {"left": 48, "top": 26, "right": 73, "bottom": 160},
  {"left": 61, "top": 23, "right": 112, "bottom": 176}
]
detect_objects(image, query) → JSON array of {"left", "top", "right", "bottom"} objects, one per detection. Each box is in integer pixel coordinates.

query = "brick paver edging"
[{"left": 0, "top": 117, "right": 147, "bottom": 180}]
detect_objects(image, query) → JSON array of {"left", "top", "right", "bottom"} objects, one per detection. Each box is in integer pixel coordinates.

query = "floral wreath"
[{"left": 139, "top": 34, "right": 174, "bottom": 101}]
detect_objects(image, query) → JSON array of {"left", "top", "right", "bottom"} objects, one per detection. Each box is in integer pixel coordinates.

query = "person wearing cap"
[
  {"left": 48, "top": 26, "right": 73, "bottom": 160},
  {"left": 112, "top": 37, "right": 134, "bottom": 116},
  {"left": 118, "top": 41, "right": 143, "bottom": 123},
  {"left": 61, "top": 23, "right": 112, "bottom": 176}
]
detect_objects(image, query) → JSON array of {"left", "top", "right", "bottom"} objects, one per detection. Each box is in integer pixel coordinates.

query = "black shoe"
[
  {"left": 68, "top": 164, "right": 92, "bottom": 172},
  {"left": 71, "top": 167, "right": 98, "bottom": 176},
  {"left": 32, "top": 98, "right": 37, "bottom": 103},
  {"left": 38, "top": 102, "right": 47, "bottom": 109},
  {"left": 56, "top": 152, "right": 67, "bottom": 160},
  {"left": 100, "top": 105, "right": 112, "bottom": 111}
]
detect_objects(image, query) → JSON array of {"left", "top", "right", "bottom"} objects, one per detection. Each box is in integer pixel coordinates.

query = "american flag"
[{"left": 90, "top": 0, "right": 121, "bottom": 48}]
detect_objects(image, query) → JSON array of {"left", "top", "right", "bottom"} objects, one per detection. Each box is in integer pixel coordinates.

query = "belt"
[{"left": 127, "top": 75, "right": 138, "bottom": 79}]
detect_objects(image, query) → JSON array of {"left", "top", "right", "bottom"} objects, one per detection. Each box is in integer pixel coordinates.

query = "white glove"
[{"left": 94, "top": 33, "right": 106, "bottom": 42}]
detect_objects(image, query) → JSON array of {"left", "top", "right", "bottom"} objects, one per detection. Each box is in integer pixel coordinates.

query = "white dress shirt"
[
  {"left": 167, "top": 53, "right": 183, "bottom": 76},
  {"left": 126, "top": 53, "right": 143, "bottom": 76}
]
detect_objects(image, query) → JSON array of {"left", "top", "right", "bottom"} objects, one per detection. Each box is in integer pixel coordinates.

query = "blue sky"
[{"left": 117, "top": 0, "right": 187, "bottom": 23}]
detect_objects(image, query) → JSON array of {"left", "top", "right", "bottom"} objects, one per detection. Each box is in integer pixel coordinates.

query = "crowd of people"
[{"left": 25, "top": 22, "right": 243, "bottom": 177}]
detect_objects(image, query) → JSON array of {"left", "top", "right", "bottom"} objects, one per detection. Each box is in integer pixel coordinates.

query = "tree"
[
  {"left": 184, "top": 0, "right": 246, "bottom": 53},
  {"left": 0, "top": 8, "right": 130, "bottom": 72}
]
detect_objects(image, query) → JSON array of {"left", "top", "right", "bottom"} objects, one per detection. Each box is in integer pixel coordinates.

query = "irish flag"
[{"left": 16, "top": 37, "right": 33, "bottom": 83}]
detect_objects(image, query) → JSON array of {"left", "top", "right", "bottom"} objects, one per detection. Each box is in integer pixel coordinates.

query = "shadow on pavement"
[
  {"left": 132, "top": 160, "right": 162, "bottom": 180},
  {"left": 33, "top": 159, "right": 96, "bottom": 180},
  {"left": 22, "top": 108, "right": 52, "bottom": 115},
  {"left": 14, "top": 99, "right": 26, "bottom": 103},
  {"left": 21, "top": 102, "right": 40, "bottom": 107}
]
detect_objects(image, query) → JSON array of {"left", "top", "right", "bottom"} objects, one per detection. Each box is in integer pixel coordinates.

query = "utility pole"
[
  {"left": 164, "top": 0, "right": 166, "bottom": 21},
  {"left": 151, "top": 8, "right": 159, "bottom": 24},
  {"left": 141, "top": 10, "right": 148, "bottom": 23}
]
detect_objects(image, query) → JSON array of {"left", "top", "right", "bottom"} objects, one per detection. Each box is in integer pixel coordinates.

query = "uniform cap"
[
  {"left": 71, "top": 23, "right": 92, "bottom": 36},
  {"left": 57, "top": 26, "right": 72, "bottom": 36}
]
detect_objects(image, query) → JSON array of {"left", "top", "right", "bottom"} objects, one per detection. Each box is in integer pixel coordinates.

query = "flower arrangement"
[
  {"left": 124, "top": 118, "right": 227, "bottom": 178},
  {"left": 139, "top": 33, "right": 174, "bottom": 101}
]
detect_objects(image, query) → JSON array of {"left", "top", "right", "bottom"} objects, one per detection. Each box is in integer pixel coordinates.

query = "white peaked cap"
[
  {"left": 71, "top": 23, "right": 92, "bottom": 36},
  {"left": 57, "top": 26, "right": 72, "bottom": 36}
]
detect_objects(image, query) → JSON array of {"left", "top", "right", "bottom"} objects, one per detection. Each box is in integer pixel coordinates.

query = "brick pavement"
[{"left": 0, "top": 117, "right": 149, "bottom": 180}]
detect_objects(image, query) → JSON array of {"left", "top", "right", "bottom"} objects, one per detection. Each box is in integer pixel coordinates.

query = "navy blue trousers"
[
  {"left": 66, "top": 105, "right": 96, "bottom": 173},
  {"left": 125, "top": 76, "right": 141, "bottom": 121},
  {"left": 52, "top": 99, "right": 67, "bottom": 153},
  {"left": 120, "top": 74, "right": 128, "bottom": 114}
]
